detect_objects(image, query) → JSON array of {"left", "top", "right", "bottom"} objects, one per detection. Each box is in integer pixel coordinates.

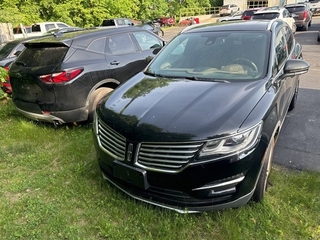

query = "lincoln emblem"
[{"left": 126, "top": 143, "right": 133, "bottom": 162}]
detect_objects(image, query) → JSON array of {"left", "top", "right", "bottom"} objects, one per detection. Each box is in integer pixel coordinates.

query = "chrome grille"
[
  {"left": 97, "top": 118, "right": 126, "bottom": 161},
  {"left": 136, "top": 142, "right": 204, "bottom": 173}
]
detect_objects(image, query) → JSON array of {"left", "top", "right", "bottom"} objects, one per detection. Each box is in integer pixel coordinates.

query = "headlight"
[{"left": 199, "top": 122, "right": 263, "bottom": 160}]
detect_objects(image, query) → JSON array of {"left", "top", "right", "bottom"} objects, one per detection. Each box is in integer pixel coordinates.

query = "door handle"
[{"left": 110, "top": 61, "right": 120, "bottom": 65}]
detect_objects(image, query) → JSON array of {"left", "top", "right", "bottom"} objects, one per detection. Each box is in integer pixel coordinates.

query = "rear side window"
[
  {"left": 57, "top": 23, "right": 69, "bottom": 28},
  {"left": 132, "top": 32, "right": 162, "bottom": 51},
  {"left": 15, "top": 45, "right": 68, "bottom": 67},
  {"left": 102, "top": 20, "right": 115, "bottom": 26},
  {"left": 44, "top": 24, "right": 56, "bottom": 31},
  {"left": 32, "top": 25, "right": 41, "bottom": 32}
]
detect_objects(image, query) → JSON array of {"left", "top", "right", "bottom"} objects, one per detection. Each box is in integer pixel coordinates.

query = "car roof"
[
  {"left": 255, "top": 6, "right": 284, "bottom": 13},
  {"left": 181, "top": 20, "right": 275, "bottom": 33},
  {"left": 25, "top": 26, "right": 155, "bottom": 47},
  {"left": 244, "top": 7, "right": 265, "bottom": 12},
  {"left": 284, "top": 3, "right": 307, "bottom": 7}
]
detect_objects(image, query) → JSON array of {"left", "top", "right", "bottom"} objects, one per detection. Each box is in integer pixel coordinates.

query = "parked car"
[
  {"left": 8, "top": 27, "right": 165, "bottom": 125},
  {"left": 318, "top": 30, "right": 320, "bottom": 42},
  {"left": 216, "top": 10, "right": 243, "bottom": 22},
  {"left": 14, "top": 22, "right": 71, "bottom": 39},
  {"left": 309, "top": 0, "right": 320, "bottom": 14},
  {"left": 241, "top": 7, "right": 265, "bottom": 20},
  {"left": 284, "top": 3, "right": 312, "bottom": 31},
  {"left": 219, "top": 4, "right": 239, "bottom": 16},
  {"left": 154, "top": 17, "right": 175, "bottom": 27},
  {"left": 252, "top": 7, "right": 297, "bottom": 33},
  {"left": 0, "top": 36, "right": 44, "bottom": 94},
  {"left": 42, "top": 27, "right": 85, "bottom": 36},
  {"left": 179, "top": 17, "right": 197, "bottom": 26},
  {"left": 93, "top": 19, "right": 309, "bottom": 212},
  {"left": 100, "top": 18, "right": 134, "bottom": 27}
]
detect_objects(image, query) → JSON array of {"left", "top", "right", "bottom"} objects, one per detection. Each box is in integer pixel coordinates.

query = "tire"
[
  {"left": 252, "top": 137, "right": 275, "bottom": 202},
  {"left": 87, "top": 87, "right": 113, "bottom": 123},
  {"left": 318, "top": 35, "right": 320, "bottom": 42},
  {"left": 288, "top": 83, "right": 299, "bottom": 111}
]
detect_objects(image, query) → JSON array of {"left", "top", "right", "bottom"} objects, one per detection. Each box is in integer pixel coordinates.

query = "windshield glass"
[
  {"left": 145, "top": 31, "right": 270, "bottom": 81},
  {"left": 0, "top": 41, "right": 20, "bottom": 59}
]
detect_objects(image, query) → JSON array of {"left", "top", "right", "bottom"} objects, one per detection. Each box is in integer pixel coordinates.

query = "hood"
[{"left": 98, "top": 73, "right": 267, "bottom": 142}]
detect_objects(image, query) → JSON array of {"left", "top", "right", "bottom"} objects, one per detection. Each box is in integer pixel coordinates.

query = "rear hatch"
[
  {"left": 285, "top": 6, "right": 307, "bottom": 21},
  {"left": 9, "top": 42, "right": 69, "bottom": 104}
]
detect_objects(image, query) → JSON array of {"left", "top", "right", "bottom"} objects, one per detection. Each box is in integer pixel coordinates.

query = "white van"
[{"left": 14, "top": 22, "right": 70, "bottom": 39}]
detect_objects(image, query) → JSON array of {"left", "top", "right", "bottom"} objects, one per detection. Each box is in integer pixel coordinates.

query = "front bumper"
[{"left": 94, "top": 134, "right": 266, "bottom": 212}]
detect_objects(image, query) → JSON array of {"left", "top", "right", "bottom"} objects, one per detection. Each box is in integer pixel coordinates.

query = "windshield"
[
  {"left": 145, "top": 31, "right": 270, "bottom": 81},
  {"left": 0, "top": 41, "right": 20, "bottom": 59}
]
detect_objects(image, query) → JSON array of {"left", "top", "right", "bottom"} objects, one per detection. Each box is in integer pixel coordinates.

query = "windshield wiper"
[
  {"left": 186, "top": 76, "right": 230, "bottom": 83},
  {"left": 144, "top": 72, "right": 230, "bottom": 83}
]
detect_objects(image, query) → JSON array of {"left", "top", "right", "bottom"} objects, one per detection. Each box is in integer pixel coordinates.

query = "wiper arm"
[{"left": 186, "top": 76, "right": 230, "bottom": 83}]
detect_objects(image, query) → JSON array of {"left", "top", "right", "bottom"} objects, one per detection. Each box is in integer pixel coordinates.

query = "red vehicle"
[
  {"left": 154, "top": 17, "right": 175, "bottom": 27},
  {"left": 179, "top": 17, "right": 196, "bottom": 26}
]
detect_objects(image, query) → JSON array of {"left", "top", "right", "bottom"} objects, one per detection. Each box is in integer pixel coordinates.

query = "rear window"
[
  {"left": 221, "top": 5, "right": 229, "bottom": 9},
  {"left": 285, "top": 6, "right": 306, "bottom": 12},
  {"left": 15, "top": 45, "right": 68, "bottom": 67},
  {"left": 252, "top": 13, "right": 280, "bottom": 19},
  {"left": 243, "top": 10, "right": 257, "bottom": 16},
  {"left": 102, "top": 20, "right": 115, "bottom": 26}
]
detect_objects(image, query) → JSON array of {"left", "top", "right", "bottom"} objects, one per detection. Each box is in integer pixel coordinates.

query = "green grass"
[{"left": 0, "top": 99, "right": 319, "bottom": 240}]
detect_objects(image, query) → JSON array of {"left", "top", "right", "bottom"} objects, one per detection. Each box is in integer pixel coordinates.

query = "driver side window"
[{"left": 133, "top": 32, "right": 162, "bottom": 51}]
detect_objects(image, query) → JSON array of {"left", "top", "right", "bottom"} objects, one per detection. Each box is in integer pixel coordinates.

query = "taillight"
[
  {"left": 303, "top": 11, "right": 307, "bottom": 20},
  {"left": 39, "top": 68, "right": 83, "bottom": 84},
  {"left": 4, "top": 66, "right": 9, "bottom": 80}
]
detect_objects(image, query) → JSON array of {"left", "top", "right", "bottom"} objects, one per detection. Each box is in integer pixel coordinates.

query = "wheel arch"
[{"left": 85, "top": 78, "right": 120, "bottom": 107}]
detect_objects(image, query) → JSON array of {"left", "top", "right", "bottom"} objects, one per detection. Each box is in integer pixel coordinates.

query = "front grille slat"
[
  {"left": 97, "top": 119, "right": 126, "bottom": 161},
  {"left": 139, "top": 152, "right": 193, "bottom": 160},
  {"left": 96, "top": 117, "right": 204, "bottom": 172},
  {"left": 137, "top": 142, "right": 204, "bottom": 172},
  {"left": 139, "top": 156, "right": 189, "bottom": 164}
]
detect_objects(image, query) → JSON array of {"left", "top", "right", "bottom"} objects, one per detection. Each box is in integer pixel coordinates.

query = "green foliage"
[
  {"left": 0, "top": 67, "right": 8, "bottom": 100},
  {"left": 0, "top": 100, "right": 320, "bottom": 239},
  {"left": 0, "top": 0, "right": 214, "bottom": 27}
]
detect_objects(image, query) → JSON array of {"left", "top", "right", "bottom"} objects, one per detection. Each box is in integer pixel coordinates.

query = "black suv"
[
  {"left": 93, "top": 20, "right": 309, "bottom": 212},
  {"left": 9, "top": 27, "right": 165, "bottom": 124}
]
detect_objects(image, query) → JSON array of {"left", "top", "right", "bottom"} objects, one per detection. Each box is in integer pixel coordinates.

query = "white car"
[
  {"left": 252, "top": 7, "right": 296, "bottom": 33},
  {"left": 216, "top": 11, "right": 243, "bottom": 22},
  {"left": 219, "top": 4, "right": 239, "bottom": 16}
]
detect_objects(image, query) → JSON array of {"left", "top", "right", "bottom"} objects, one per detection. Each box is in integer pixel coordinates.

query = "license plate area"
[{"left": 113, "top": 160, "right": 150, "bottom": 190}]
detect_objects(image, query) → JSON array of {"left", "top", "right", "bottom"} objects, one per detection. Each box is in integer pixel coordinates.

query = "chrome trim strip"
[
  {"left": 16, "top": 107, "right": 65, "bottom": 124},
  {"left": 101, "top": 172, "right": 255, "bottom": 213},
  {"left": 192, "top": 176, "right": 245, "bottom": 191}
]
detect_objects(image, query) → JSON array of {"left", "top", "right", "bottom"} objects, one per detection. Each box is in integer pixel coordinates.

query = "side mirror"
[{"left": 283, "top": 59, "right": 310, "bottom": 77}]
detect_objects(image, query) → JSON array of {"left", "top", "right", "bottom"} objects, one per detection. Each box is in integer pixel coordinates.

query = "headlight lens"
[{"left": 199, "top": 122, "right": 263, "bottom": 159}]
